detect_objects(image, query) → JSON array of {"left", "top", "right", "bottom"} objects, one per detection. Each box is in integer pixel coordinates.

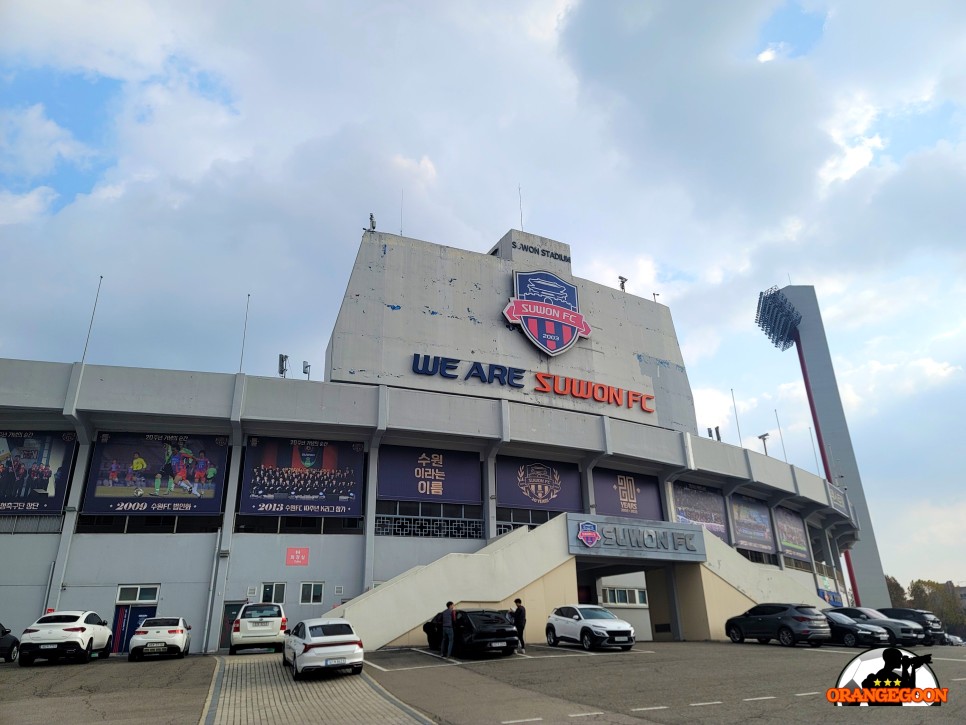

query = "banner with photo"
[
  {"left": 496, "top": 456, "right": 581, "bottom": 512},
  {"left": 827, "top": 481, "right": 850, "bottom": 517},
  {"left": 774, "top": 506, "right": 811, "bottom": 561},
  {"left": 730, "top": 493, "right": 776, "bottom": 553},
  {"left": 592, "top": 469, "right": 661, "bottom": 519},
  {"left": 672, "top": 481, "right": 728, "bottom": 543},
  {"left": 240, "top": 437, "right": 365, "bottom": 516},
  {"left": 83, "top": 432, "right": 229, "bottom": 515},
  {"left": 0, "top": 431, "right": 77, "bottom": 515},
  {"left": 377, "top": 446, "right": 482, "bottom": 504}
]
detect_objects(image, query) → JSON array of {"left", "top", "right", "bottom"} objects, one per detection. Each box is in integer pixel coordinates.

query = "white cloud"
[
  {"left": 0, "top": 187, "right": 57, "bottom": 224},
  {"left": 391, "top": 154, "right": 438, "bottom": 186},
  {"left": 0, "top": 104, "right": 92, "bottom": 178}
]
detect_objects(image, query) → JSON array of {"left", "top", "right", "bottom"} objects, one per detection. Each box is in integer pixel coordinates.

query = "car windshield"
[
  {"left": 578, "top": 607, "right": 617, "bottom": 620},
  {"left": 827, "top": 612, "right": 854, "bottom": 624},
  {"left": 37, "top": 614, "right": 80, "bottom": 624},
  {"left": 467, "top": 612, "right": 511, "bottom": 626},
  {"left": 308, "top": 623, "right": 354, "bottom": 637},
  {"left": 858, "top": 608, "right": 887, "bottom": 619},
  {"left": 142, "top": 618, "right": 180, "bottom": 627},
  {"left": 242, "top": 605, "right": 282, "bottom": 619}
]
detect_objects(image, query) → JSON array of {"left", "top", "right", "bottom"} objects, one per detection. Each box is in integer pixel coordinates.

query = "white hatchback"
[
  {"left": 546, "top": 604, "right": 636, "bottom": 651},
  {"left": 128, "top": 617, "right": 192, "bottom": 661},
  {"left": 19, "top": 611, "right": 113, "bottom": 666},
  {"left": 230, "top": 603, "right": 287, "bottom": 654},
  {"left": 283, "top": 618, "right": 364, "bottom": 680}
]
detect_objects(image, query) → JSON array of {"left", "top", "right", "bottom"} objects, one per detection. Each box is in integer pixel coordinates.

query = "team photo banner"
[
  {"left": 496, "top": 456, "right": 582, "bottom": 512},
  {"left": 775, "top": 506, "right": 811, "bottom": 561},
  {"left": 730, "top": 493, "right": 776, "bottom": 553},
  {"left": 0, "top": 431, "right": 77, "bottom": 515},
  {"left": 377, "top": 446, "right": 482, "bottom": 504},
  {"left": 240, "top": 437, "right": 365, "bottom": 516},
  {"left": 672, "top": 481, "right": 728, "bottom": 543},
  {"left": 83, "top": 432, "right": 229, "bottom": 515},
  {"left": 592, "top": 469, "right": 661, "bottom": 519}
]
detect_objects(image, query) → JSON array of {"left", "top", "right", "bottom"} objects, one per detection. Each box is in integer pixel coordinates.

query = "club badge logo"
[
  {"left": 577, "top": 521, "right": 601, "bottom": 547},
  {"left": 503, "top": 270, "right": 591, "bottom": 356},
  {"left": 827, "top": 647, "right": 947, "bottom": 707},
  {"left": 516, "top": 463, "right": 561, "bottom": 504}
]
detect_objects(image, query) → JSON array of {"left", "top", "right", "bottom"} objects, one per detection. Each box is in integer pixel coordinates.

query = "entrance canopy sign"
[{"left": 566, "top": 514, "right": 707, "bottom": 562}]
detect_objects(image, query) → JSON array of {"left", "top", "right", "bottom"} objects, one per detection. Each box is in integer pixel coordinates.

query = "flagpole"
[{"left": 81, "top": 276, "right": 104, "bottom": 365}]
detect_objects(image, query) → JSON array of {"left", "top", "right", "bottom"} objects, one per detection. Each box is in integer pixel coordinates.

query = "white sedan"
[
  {"left": 283, "top": 618, "right": 364, "bottom": 680},
  {"left": 19, "top": 611, "right": 113, "bottom": 666},
  {"left": 128, "top": 617, "right": 192, "bottom": 661}
]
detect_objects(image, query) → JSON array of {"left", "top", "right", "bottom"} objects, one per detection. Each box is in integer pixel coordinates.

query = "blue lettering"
[
  {"left": 488, "top": 365, "right": 508, "bottom": 385},
  {"left": 412, "top": 354, "right": 441, "bottom": 376},
  {"left": 464, "top": 362, "right": 487, "bottom": 383},
  {"left": 508, "top": 367, "right": 525, "bottom": 388},
  {"left": 440, "top": 357, "right": 460, "bottom": 379}
]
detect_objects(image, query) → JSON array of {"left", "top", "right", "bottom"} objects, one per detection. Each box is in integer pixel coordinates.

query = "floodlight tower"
[{"left": 755, "top": 286, "right": 890, "bottom": 608}]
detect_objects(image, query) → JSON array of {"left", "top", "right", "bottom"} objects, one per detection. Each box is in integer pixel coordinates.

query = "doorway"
[
  {"left": 219, "top": 601, "right": 245, "bottom": 650},
  {"left": 112, "top": 604, "right": 157, "bottom": 653}
]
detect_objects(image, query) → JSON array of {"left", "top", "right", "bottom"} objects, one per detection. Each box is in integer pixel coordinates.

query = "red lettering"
[
  {"left": 608, "top": 387, "right": 624, "bottom": 406},
  {"left": 592, "top": 383, "right": 609, "bottom": 402},
  {"left": 534, "top": 372, "right": 553, "bottom": 393},
  {"left": 627, "top": 391, "right": 642, "bottom": 408},
  {"left": 641, "top": 394, "right": 656, "bottom": 413},
  {"left": 552, "top": 375, "right": 571, "bottom": 395},
  {"left": 572, "top": 380, "right": 593, "bottom": 399}
]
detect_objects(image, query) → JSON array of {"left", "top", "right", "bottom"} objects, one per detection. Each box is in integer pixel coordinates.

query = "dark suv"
[
  {"left": 877, "top": 608, "right": 945, "bottom": 646},
  {"left": 423, "top": 609, "right": 519, "bottom": 657},
  {"left": 725, "top": 603, "right": 831, "bottom": 647}
]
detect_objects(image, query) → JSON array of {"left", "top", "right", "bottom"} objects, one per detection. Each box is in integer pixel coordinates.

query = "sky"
[{"left": 1, "top": 0, "right": 963, "bottom": 591}]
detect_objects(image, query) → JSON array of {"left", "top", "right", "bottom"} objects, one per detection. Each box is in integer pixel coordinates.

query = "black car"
[
  {"left": 423, "top": 609, "right": 519, "bottom": 657},
  {"left": 877, "top": 608, "right": 945, "bottom": 646},
  {"left": 725, "top": 603, "right": 831, "bottom": 647},
  {"left": 0, "top": 623, "right": 19, "bottom": 663},
  {"left": 825, "top": 611, "right": 890, "bottom": 648}
]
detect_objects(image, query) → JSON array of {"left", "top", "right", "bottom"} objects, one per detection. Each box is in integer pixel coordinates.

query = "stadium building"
[{"left": 0, "top": 230, "right": 864, "bottom": 653}]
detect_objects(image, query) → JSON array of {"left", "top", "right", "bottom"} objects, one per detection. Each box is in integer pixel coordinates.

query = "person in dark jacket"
[
  {"left": 440, "top": 601, "right": 457, "bottom": 658},
  {"left": 513, "top": 598, "right": 527, "bottom": 654}
]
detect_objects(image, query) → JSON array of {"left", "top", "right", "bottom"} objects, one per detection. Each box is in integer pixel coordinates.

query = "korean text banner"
[
  {"left": 83, "top": 432, "right": 229, "bottom": 515},
  {"left": 775, "top": 506, "right": 810, "bottom": 561},
  {"left": 827, "top": 482, "right": 850, "bottom": 517},
  {"left": 496, "top": 456, "right": 581, "bottom": 512},
  {"left": 0, "top": 431, "right": 77, "bottom": 515},
  {"left": 241, "top": 437, "right": 365, "bottom": 516},
  {"left": 592, "top": 469, "right": 661, "bottom": 519},
  {"left": 377, "top": 446, "right": 482, "bottom": 503},
  {"left": 672, "top": 481, "right": 728, "bottom": 543},
  {"left": 730, "top": 493, "right": 776, "bottom": 553}
]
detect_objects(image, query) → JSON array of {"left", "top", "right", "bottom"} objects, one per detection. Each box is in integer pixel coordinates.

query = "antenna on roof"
[
  {"left": 400, "top": 189, "right": 404, "bottom": 235},
  {"left": 518, "top": 184, "right": 523, "bottom": 231}
]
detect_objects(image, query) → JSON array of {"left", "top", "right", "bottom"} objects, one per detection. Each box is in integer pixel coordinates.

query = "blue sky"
[{"left": 1, "top": 0, "right": 964, "bottom": 590}]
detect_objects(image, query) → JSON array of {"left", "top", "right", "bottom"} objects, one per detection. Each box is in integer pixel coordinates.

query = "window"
[
  {"left": 262, "top": 582, "right": 285, "bottom": 604},
  {"left": 116, "top": 584, "right": 160, "bottom": 604},
  {"left": 301, "top": 582, "right": 324, "bottom": 604},
  {"left": 602, "top": 588, "right": 648, "bottom": 606}
]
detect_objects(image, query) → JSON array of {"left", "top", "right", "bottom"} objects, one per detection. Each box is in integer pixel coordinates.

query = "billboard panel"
[
  {"left": 592, "top": 469, "right": 661, "bottom": 520},
  {"left": 730, "top": 493, "right": 776, "bottom": 553},
  {"left": 83, "top": 432, "right": 229, "bottom": 515},
  {"left": 240, "top": 437, "right": 365, "bottom": 516},
  {"left": 496, "top": 456, "right": 581, "bottom": 512},
  {"left": 775, "top": 506, "right": 810, "bottom": 561},
  {"left": 672, "top": 481, "right": 728, "bottom": 543},
  {"left": 377, "top": 446, "right": 481, "bottom": 504},
  {"left": 827, "top": 482, "right": 850, "bottom": 517},
  {"left": 0, "top": 431, "right": 77, "bottom": 515}
]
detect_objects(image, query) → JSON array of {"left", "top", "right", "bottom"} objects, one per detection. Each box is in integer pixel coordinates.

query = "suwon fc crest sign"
[{"left": 504, "top": 271, "right": 591, "bottom": 356}]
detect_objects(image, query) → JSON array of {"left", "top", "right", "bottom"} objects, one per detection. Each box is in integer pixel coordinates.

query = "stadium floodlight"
[
  {"left": 755, "top": 286, "right": 802, "bottom": 351},
  {"left": 758, "top": 432, "right": 770, "bottom": 456}
]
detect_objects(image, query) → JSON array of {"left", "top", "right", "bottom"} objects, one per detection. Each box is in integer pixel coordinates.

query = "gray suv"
[
  {"left": 877, "top": 608, "right": 945, "bottom": 646},
  {"left": 725, "top": 603, "right": 831, "bottom": 647}
]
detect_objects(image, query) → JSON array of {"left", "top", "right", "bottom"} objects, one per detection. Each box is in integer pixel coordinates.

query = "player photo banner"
[
  {"left": 672, "top": 481, "right": 729, "bottom": 543},
  {"left": 377, "top": 446, "right": 482, "bottom": 504},
  {"left": 0, "top": 431, "right": 77, "bottom": 515},
  {"left": 774, "top": 506, "right": 811, "bottom": 561},
  {"left": 240, "top": 437, "right": 365, "bottom": 516},
  {"left": 592, "top": 469, "right": 662, "bottom": 520},
  {"left": 83, "top": 432, "right": 228, "bottom": 515},
  {"left": 496, "top": 456, "right": 582, "bottom": 512},
  {"left": 730, "top": 493, "right": 776, "bottom": 553}
]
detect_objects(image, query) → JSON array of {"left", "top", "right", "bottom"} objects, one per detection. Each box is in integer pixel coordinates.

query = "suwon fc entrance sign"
[{"left": 566, "top": 514, "right": 707, "bottom": 562}]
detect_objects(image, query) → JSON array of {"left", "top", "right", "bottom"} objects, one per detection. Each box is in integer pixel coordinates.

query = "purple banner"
[
  {"left": 672, "top": 481, "right": 728, "bottom": 543},
  {"left": 84, "top": 432, "right": 229, "bottom": 515},
  {"left": 592, "top": 469, "right": 661, "bottom": 519},
  {"left": 775, "top": 506, "right": 810, "bottom": 561},
  {"left": 730, "top": 493, "right": 776, "bottom": 553},
  {"left": 496, "top": 456, "right": 581, "bottom": 512},
  {"left": 378, "top": 446, "right": 481, "bottom": 503},
  {"left": 241, "top": 437, "right": 365, "bottom": 516},
  {"left": 0, "top": 431, "right": 77, "bottom": 515}
]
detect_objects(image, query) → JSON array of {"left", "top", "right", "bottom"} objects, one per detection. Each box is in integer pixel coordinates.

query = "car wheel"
[
  {"left": 727, "top": 625, "right": 744, "bottom": 643},
  {"left": 176, "top": 646, "right": 186, "bottom": 660},
  {"left": 352, "top": 664, "right": 363, "bottom": 675},
  {"left": 778, "top": 628, "right": 796, "bottom": 647},
  {"left": 809, "top": 641, "right": 823, "bottom": 648},
  {"left": 128, "top": 650, "right": 139, "bottom": 662},
  {"left": 620, "top": 645, "right": 632, "bottom": 652},
  {"left": 291, "top": 653, "right": 302, "bottom": 681},
  {"left": 4, "top": 644, "right": 17, "bottom": 663},
  {"left": 100, "top": 637, "right": 112, "bottom": 659},
  {"left": 502, "top": 647, "right": 515, "bottom": 656},
  {"left": 887, "top": 630, "right": 897, "bottom": 646},
  {"left": 756, "top": 638, "right": 770, "bottom": 644},
  {"left": 19, "top": 654, "right": 33, "bottom": 667},
  {"left": 843, "top": 633, "right": 857, "bottom": 647},
  {"left": 77, "top": 639, "right": 93, "bottom": 663},
  {"left": 580, "top": 631, "right": 594, "bottom": 651},
  {"left": 546, "top": 628, "right": 558, "bottom": 647},
  {"left": 274, "top": 643, "right": 284, "bottom": 653},
  {"left": 924, "top": 637, "right": 934, "bottom": 647},
  {"left": 229, "top": 645, "right": 237, "bottom": 655},
  {"left": 282, "top": 649, "right": 289, "bottom": 667}
]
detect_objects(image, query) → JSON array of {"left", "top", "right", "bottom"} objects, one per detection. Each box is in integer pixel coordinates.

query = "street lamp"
[{"left": 758, "top": 432, "right": 770, "bottom": 456}]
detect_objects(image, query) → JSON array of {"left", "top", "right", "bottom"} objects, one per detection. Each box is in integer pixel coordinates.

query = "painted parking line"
[
  {"left": 631, "top": 706, "right": 668, "bottom": 711},
  {"left": 952, "top": 677, "right": 966, "bottom": 681},
  {"left": 501, "top": 719, "right": 543, "bottom": 724},
  {"left": 364, "top": 660, "right": 390, "bottom": 672},
  {"left": 688, "top": 701, "right": 723, "bottom": 706},
  {"left": 742, "top": 696, "right": 776, "bottom": 701},
  {"left": 568, "top": 713, "right": 604, "bottom": 718},
  {"left": 794, "top": 692, "right": 821, "bottom": 696}
]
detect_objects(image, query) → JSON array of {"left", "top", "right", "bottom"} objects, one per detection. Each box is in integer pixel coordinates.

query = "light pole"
[{"left": 758, "top": 432, "right": 770, "bottom": 456}]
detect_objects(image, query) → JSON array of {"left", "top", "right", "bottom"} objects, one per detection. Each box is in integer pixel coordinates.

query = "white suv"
[
  {"left": 20, "top": 610, "right": 113, "bottom": 666},
  {"left": 230, "top": 602, "right": 287, "bottom": 654},
  {"left": 546, "top": 604, "right": 635, "bottom": 651}
]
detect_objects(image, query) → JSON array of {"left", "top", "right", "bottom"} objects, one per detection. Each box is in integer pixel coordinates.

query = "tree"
[
  {"left": 906, "top": 579, "right": 966, "bottom": 637},
  {"left": 885, "top": 575, "right": 907, "bottom": 607}
]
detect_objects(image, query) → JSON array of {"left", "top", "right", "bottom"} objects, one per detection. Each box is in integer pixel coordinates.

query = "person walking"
[
  {"left": 440, "top": 601, "right": 457, "bottom": 658},
  {"left": 513, "top": 598, "right": 527, "bottom": 654}
]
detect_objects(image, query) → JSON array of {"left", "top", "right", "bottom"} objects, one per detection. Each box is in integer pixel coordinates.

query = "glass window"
[
  {"left": 138, "top": 587, "right": 158, "bottom": 602},
  {"left": 118, "top": 587, "right": 138, "bottom": 602},
  {"left": 375, "top": 500, "right": 397, "bottom": 515},
  {"left": 262, "top": 583, "right": 285, "bottom": 604},
  {"left": 463, "top": 505, "right": 482, "bottom": 519},
  {"left": 85, "top": 613, "right": 101, "bottom": 624},
  {"left": 398, "top": 501, "right": 420, "bottom": 516},
  {"left": 511, "top": 509, "right": 530, "bottom": 523},
  {"left": 530, "top": 510, "right": 550, "bottom": 524},
  {"left": 442, "top": 503, "right": 463, "bottom": 518},
  {"left": 420, "top": 502, "right": 442, "bottom": 517},
  {"left": 242, "top": 604, "right": 282, "bottom": 619},
  {"left": 300, "top": 582, "right": 324, "bottom": 604},
  {"left": 309, "top": 623, "right": 354, "bottom": 637},
  {"left": 636, "top": 590, "right": 648, "bottom": 606}
]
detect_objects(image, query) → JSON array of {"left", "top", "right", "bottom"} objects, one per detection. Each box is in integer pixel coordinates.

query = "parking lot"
[{"left": 1, "top": 641, "right": 964, "bottom": 724}]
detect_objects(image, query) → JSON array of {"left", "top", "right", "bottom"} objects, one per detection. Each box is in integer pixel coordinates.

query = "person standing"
[
  {"left": 440, "top": 601, "right": 457, "bottom": 658},
  {"left": 513, "top": 598, "right": 527, "bottom": 654}
]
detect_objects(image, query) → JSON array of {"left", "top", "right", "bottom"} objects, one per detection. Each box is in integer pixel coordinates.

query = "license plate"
[
  {"left": 325, "top": 657, "right": 347, "bottom": 666},
  {"left": 40, "top": 644, "right": 57, "bottom": 649},
  {"left": 251, "top": 621, "right": 269, "bottom": 627},
  {"left": 489, "top": 641, "right": 506, "bottom": 648},
  {"left": 614, "top": 637, "right": 628, "bottom": 642},
  {"left": 147, "top": 642, "right": 166, "bottom": 649}
]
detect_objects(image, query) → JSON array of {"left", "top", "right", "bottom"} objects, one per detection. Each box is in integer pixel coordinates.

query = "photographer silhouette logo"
[{"left": 827, "top": 647, "right": 947, "bottom": 706}]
